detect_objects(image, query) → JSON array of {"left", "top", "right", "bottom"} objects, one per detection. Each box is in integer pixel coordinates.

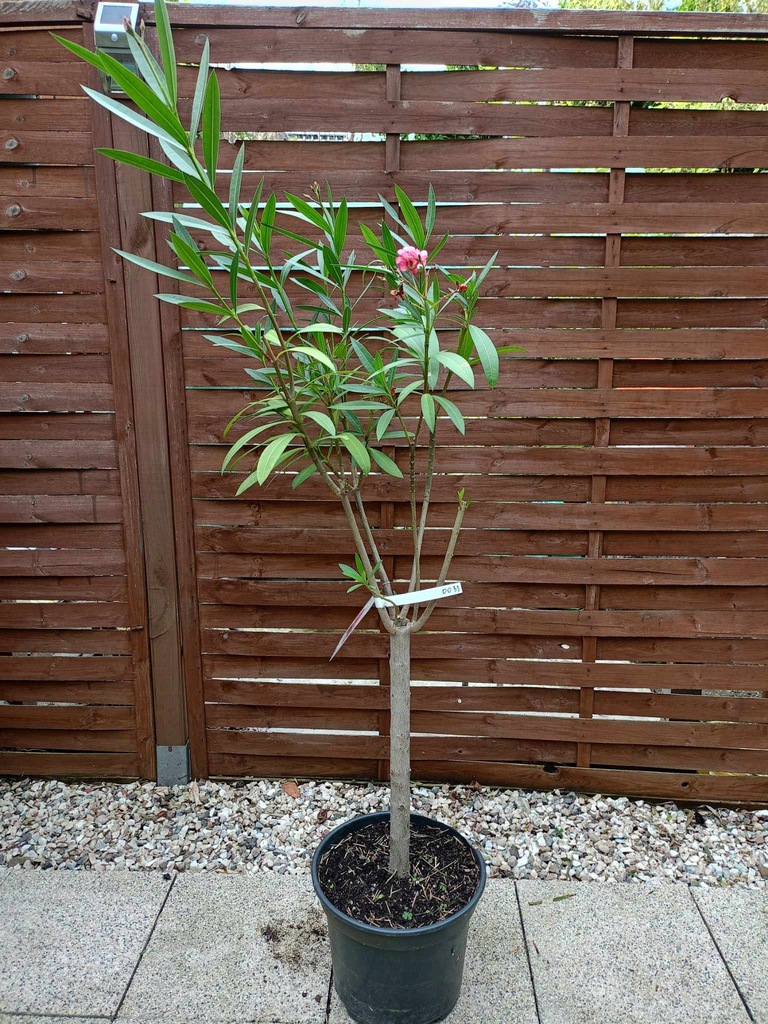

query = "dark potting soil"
[{"left": 317, "top": 819, "right": 480, "bottom": 929}]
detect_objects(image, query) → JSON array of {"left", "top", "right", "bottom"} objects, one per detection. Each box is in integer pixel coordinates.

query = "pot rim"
[{"left": 311, "top": 810, "right": 487, "bottom": 938}]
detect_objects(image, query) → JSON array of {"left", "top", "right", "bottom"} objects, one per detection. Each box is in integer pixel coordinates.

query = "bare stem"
[
  {"left": 408, "top": 430, "right": 436, "bottom": 597},
  {"left": 411, "top": 498, "right": 468, "bottom": 632},
  {"left": 388, "top": 624, "right": 411, "bottom": 877}
]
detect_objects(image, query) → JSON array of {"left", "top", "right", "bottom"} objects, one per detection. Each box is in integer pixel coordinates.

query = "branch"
[
  {"left": 411, "top": 496, "right": 468, "bottom": 632},
  {"left": 408, "top": 428, "right": 436, "bottom": 596},
  {"left": 340, "top": 492, "right": 395, "bottom": 631}
]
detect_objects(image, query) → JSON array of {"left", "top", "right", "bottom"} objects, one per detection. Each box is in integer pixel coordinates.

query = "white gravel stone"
[{"left": 0, "top": 778, "right": 765, "bottom": 887}]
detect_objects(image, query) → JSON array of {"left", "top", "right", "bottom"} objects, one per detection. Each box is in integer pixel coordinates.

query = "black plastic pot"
[{"left": 311, "top": 811, "right": 487, "bottom": 1024}]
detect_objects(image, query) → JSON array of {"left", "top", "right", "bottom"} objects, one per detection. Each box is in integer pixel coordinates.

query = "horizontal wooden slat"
[
  {"left": 0, "top": 61, "right": 86, "bottom": 96},
  {"left": 0, "top": 413, "right": 115, "bottom": 440},
  {"left": 0, "top": 469, "right": 120, "bottom": 494},
  {"left": 0, "top": 133, "right": 93, "bottom": 166},
  {"left": 0, "top": 384, "right": 114, "bottom": 412},
  {"left": 159, "top": 7, "right": 768, "bottom": 36},
  {"left": 0, "top": 98, "right": 90, "bottom": 133},
  {"left": 173, "top": 27, "right": 620, "bottom": 67},
  {"left": 0, "top": 729, "right": 137, "bottom": 752},
  {"left": 0, "top": 704, "right": 135, "bottom": 730},
  {"left": 0, "top": 629, "right": 131, "bottom": 654},
  {"left": 201, "top": 655, "right": 765, "bottom": 691},
  {"left": 0, "top": 232, "right": 102, "bottom": 264},
  {"left": 0, "top": 495, "right": 123, "bottom": 523},
  {"left": 0, "top": 680, "right": 134, "bottom": 704},
  {"left": 0, "top": 440, "right": 117, "bottom": 468},
  {"left": 0, "top": 166, "right": 96, "bottom": 199},
  {"left": 1, "top": 261, "right": 104, "bottom": 293},
  {"left": 403, "top": 67, "right": 768, "bottom": 104},
  {"left": 0, "top": 751, "right": 139, "bottom": 777},
  {"left": 0, "top": 548, "right": 126, "bottom": 575},
  {"left": 0, "top": 655, "right": 132, "bottom": 682}
]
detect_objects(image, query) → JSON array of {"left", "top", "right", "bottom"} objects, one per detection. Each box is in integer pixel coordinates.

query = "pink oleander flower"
[{"left": 395, "top": 245, "right": 428, "bottom": 274}]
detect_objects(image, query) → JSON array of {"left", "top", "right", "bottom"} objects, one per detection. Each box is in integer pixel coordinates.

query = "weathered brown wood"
[
  {"left": 158, "top": 6, "right": 768, "bottom": 36},
  {"left": 0, "top": 495, "right": 123, "bottom": 523},
  {"left": 0, "top": 166, "right": 96, "bottom": 199},
  {"left": 0, "top": 680, "right": 134, "bottom": 704},
  {"left": 0, "top": 628, "right": 131, "bottom": 654},
  {"left": 84, "top": 30, "right": 155, "bottom": 780},
  {"left": 0, "top": 729, "right": 137, "bottom": 752},
  {"left": 404, "top": 67, "right": 768, "bottom": 104},
  {"left": 109, "top": 113, "right": 184, "bottom": 761},
  {"left": 0, "top": 704, "right": 135, "bottom": 730},
  {"left": 0, "top": 655, "right": 132, "bottom": 681},
  {"left": 147, "top": 127, "right": 208, "bottom": 777},
  {"left": 0, "top": 751, "right": 139, "bottom": 778}
]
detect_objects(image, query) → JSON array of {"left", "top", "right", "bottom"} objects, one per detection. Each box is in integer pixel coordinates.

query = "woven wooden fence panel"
[
  {"left": 167, "top": 10, "right": 768, "bottom": 803},
  {"left": 0, "top": 16, "right": 155, "bottom": 778},
  {"left": 1, "top": 4, "right": 767, "bottom": 801}
]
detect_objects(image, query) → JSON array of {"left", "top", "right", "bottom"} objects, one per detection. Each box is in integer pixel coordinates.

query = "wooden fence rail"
[{"left": 1, "top": 1, "right": 766, "bottom": 803}]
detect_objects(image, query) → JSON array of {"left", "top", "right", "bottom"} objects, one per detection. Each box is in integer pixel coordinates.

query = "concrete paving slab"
[
  {"left": 0, "top": 870, "right": 172, "bottom": 1017},
  {"left": 117, "top": 873, "right": 329, "bottom": 1024},
  {"left": 693, "top": 886, "right": 768, "bottom": 1023},
  {"left": 518, "top": 880, "right": 750, "bottom": 1024},
  {"left": 329, "top": 879, "right": 537, "bottom": 1024},
  {"left": 0, "top": 1017, "right": 111, "bottom": 1024}
]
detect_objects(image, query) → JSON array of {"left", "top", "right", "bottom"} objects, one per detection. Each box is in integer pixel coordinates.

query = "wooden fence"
[{"left": 1, "top": 1, "right": 767, "bottom": 803}]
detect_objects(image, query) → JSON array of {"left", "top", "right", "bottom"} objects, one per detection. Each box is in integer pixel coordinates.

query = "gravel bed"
[{"left": 0, "top": 777, "right": 765, "bottom": 886}]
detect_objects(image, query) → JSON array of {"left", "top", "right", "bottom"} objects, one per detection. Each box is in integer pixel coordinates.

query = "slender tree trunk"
[{"left": 388, "top": 624, "right": 411, "bottom": 878}]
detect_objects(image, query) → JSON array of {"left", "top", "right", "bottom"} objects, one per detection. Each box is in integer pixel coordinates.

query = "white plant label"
[{"left": 330, "top": 583, "right": 463, "bottom": 661}]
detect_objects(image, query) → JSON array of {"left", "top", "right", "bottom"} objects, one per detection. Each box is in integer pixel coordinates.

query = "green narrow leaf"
[
  {"left": 260, "top": 193, "right": 277, "bottom": 255},
  {"left": 241, "top": 181, "right": 264, "bottom": 250},
  {"left": 420, "top": 393, "right": 436, "bottom": 432},
  {"left": 369, "top": 447, "right": 403, "bottom": 478},
  {"left": 189, "top": 37, "right": 210, "bottom": 143},
  {"left": 51, "top": 33, "right": 107, "bottom": 69},
  {"left": 436, "top": 350, "right": 475, "bottom": 388},
  {"left": 339, "top": 432, "right": 371, "bottom": 475},
  {"left": 228, "top": 144, "right": 246, "bottom": 228},
  {"left": 114, "top": 248, "right": 200, "bottom": 287},
  {"left": 394, "top": 184, "right": 425, "bottom": 248},
  {"left": 96, "top": 148, "right": 185, "bottom": 184},
  {"left": 375, "top": 408, "right": 396, "bottom": 441},
  {"left": 252, "top": 432, "right": 298, "bottom": 487},
  {"left": 154, "top": 0, "right": 178, "bottom": 105},
  {"left": 202, "top": 71, "right": 220, "bottom": 187},
  {"left": 306, "top": 410, "right": 337, "bottom": 436},
  {"left": 292, "top": 464, "right": 318, "bottom": 489},
  {"left": 434, "top": 394, "right": 466, "bottom": 435},
  {"left": 284, "top": 192, "right": 327, "bottom": 233},
  {"left": 229, "top": 251, "right": 240, "bottom": 312},
  {"left": 92, "top": 49, "right": 186, "bottom": 143},
  {"left": 181, "top": 172, "right": 230, "bottom": 229},
  {"left": 333, "top": 197, "right": 348, "bottom": 256},
  {"left": 126, "top": 31, "right": 169, "bottom": 101},
  {"left": 425, "top": 183, "right": 436, "bottom": 239},
  {"left": 468, "top": 324, "right": 500, "bottom": 388},
  {"left": 289, "top": 346, "right": 336, "bottom": 371},
  {"left": 294, "top": 324, "right": 345, "bottom": 336},
  {"left": 221, "top": 421, "right": 278, "bottom": 472},
  {"left": 81, "top": 86, "right": 180, "bottom": 149}
]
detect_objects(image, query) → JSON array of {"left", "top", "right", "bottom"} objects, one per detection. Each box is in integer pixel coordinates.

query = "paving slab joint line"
[
  {"left": 111, "top": 873, "right": 178, "bottom": 1022},
  {"left": 689, "top": 886, "right": 756, "bottom": 1024},
  {"left": 513, "top": 881, "right": 542, "bottom": 1024}
]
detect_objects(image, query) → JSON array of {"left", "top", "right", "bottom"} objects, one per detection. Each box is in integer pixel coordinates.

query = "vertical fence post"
[
  {"left": 109, "top": 117, "right": 191, "bottom": 785},
  {"left": 576, "top": 33, "right": 634, "bottom": 769}
]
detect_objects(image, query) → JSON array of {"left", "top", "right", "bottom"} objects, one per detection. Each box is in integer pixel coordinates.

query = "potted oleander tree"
[{"left": 57, "top": 6, "right": 510, "bottom": 1021}]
